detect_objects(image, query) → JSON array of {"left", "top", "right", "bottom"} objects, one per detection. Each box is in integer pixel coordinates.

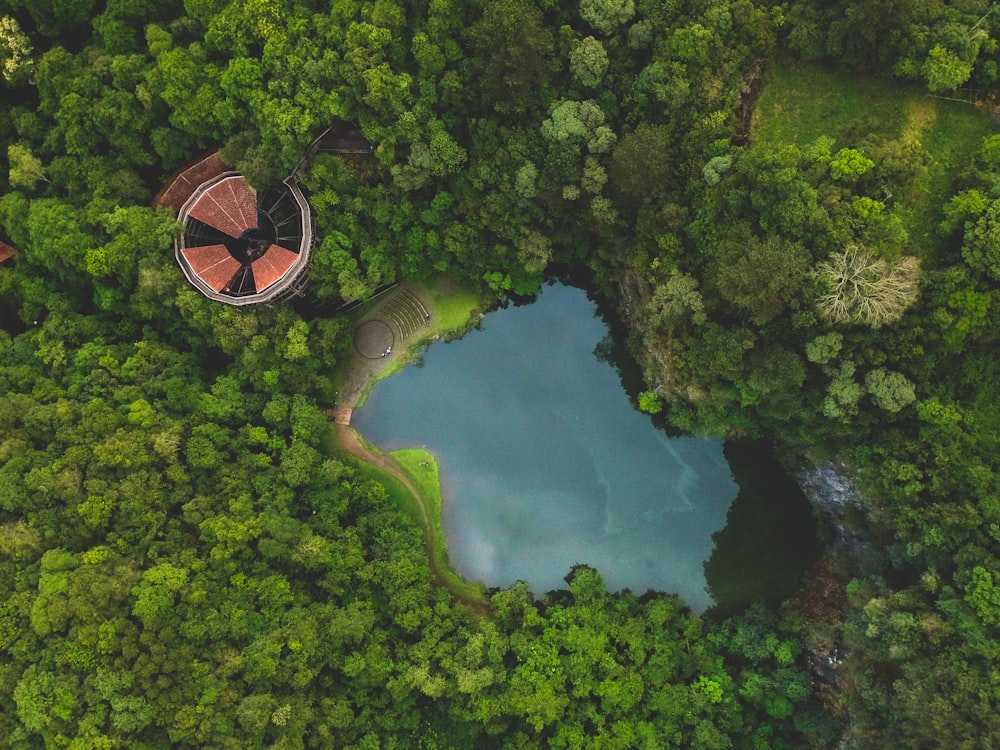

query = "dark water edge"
[
  {"left": 547, "top": 271, "right": 822, "bottom": 615},
  {"left": 704, "top": 441, "right": 823, "bottom": 618}
]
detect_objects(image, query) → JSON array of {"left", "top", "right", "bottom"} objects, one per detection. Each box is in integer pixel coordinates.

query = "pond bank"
[
  {"left": 331, "top": 277, "right": 485, "bottom": 411},
  {"left": 327, "top": 277, "right": 492, "bottom": 614}
]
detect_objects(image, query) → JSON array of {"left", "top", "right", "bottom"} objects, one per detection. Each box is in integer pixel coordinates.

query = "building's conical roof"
[{"left": 176, "top": 173, "right": 311, "bottom": 305}]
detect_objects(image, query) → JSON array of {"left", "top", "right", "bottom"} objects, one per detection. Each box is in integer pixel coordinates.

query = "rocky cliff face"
[
  {"left": 795, "top": 460, "right": 871, "bottom": 727},
  {"left": 799, "top": 461, "right": 871, "bottom": 565}
]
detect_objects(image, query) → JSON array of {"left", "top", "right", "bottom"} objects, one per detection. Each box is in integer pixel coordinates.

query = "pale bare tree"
[
  {"left": 815, "top": 245, "right": 921, "bottom": 327},
  {"left": 0, "top": 16, "right": 32, "bottom": 83}
]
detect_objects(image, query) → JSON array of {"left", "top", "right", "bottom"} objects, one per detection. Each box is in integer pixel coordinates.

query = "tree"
[
  {"left": 650, "top": 272, "right": 707, "bottom": 327},
  {"left": 941, "top": 189, "right": 987, "bottom": 235},
  {"left": 714, "top": 234, "right": 811, "bottom": 325},
  {"left": 427, "top": 120, "right": 467, "bottom": 176},
  {"left": 609, "top": 125, "right": 673, "bottom": 201},
  {"left": 467, "top": 0, "right": 554, "bottom": 112},
  {"left": 130, "top": 562, "right": 188, "bottom": 627},
  {"left": 924, "top": 44, "right": 973, "bottom": 94},
  {"left": 7, "top": 0, "right": 98, "bottom": 38},
  {"left": 638, "top": 390, "right": 663, "bottom": 414},
  {"left": 822, "top": 361, "right": 864, "bottom": 419},
  {"left": 86, "top": 206, "right": 180, "bottom": 288},
  {"left": 7, "top": 144, "right": 47, "bottom": 190},
  {"left": 540, "top": 99, "right": 609, "bottom": 148},
  {"left": 865, "top": 368, "right": 916, "bottom": 413},
  {"left": 515, "top": 228, "right": 553, "bottom": 274},
  {"left": 513, "top": 161, "right": 540, "bottom": 202},
  {"left": 829, "top": 147, "right": 874, "bottom": 181},
  {"left": 0, "top": 16, "right": 33, "bottom": 83},
  {"left": 814, "top": 245, "right": 921, "bottom": 327},
  {"left": 703, "top": 155, "right": 732, "bottom": 186},
  {"left": 580, "top": 156, "right": 607, "bottom": 194},
  {"left": 569, "top": 36, "right": 608, "bottom": 88},
  {"left": 579, "top": 0, "right": 635, "bottom": 36},
  {"left": 962, "top": 198, "right": 1000, "bottom": 280},
  {"left": 23, "top": 198, "right": 100, "bottom": 282},
  {"left": 804, "top": 332, "right": 842, "bottom": 365}
]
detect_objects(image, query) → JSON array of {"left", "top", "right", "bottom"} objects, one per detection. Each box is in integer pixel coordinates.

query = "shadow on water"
[
  {"left": 547, "top": 267, "right": 687, "bottom": 436},
  {"left": 703, "top": 441, "right": 822, "bottom": 619},
  {"left": 547, "top": 270, "right": 822, "bottom": 615}
]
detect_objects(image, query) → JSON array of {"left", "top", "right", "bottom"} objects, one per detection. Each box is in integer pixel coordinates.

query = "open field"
[{"left": 754, "top": 57, "right": 995, "bottom": 257}]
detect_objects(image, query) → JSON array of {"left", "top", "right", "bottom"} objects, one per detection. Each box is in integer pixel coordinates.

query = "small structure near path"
[{"left": 0, "top": 240, "right": 16, "bottom": 266}]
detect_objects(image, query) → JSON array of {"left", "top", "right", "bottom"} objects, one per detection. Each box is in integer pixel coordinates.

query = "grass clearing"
[
  {"left": 753, "top": 57, "right": 995, "bottom": 258},
  {"left": 329, "top": 275, "right": 487, "bottom": 409},
  {"left": 425, "top": 280, "right": 485, "bottom": 336},
  {"left": 392, "top": 448, "right": 488, "bottom": 602},
  {"left": 754, "top": 58, "right": 912, "bottom": 147}
]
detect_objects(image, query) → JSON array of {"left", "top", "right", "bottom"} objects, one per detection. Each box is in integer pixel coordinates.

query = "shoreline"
[{"left": 326, "top": 277, "right": 493, "bottom": 614}]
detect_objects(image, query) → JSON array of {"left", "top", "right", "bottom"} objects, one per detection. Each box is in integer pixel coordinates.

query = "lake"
[{"left": 352, "top": 282, "right": 818, "bottom": 612}]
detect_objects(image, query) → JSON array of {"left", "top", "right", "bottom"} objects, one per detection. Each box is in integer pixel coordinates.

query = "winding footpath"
[
  {"left": 328, "top": 283, "right": 492, "bottom": 616},
  {"left": 333, "top": 422, "right": 492, "bottom": 616}
]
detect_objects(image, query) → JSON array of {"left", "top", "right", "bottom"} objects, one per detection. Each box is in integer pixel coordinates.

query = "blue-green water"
[{"left": 353, "top": 283, "right": 816, "bottom": 611}]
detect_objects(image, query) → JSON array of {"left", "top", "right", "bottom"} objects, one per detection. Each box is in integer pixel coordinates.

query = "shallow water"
[{"left": 353, "top": 283, "right": 815, "bottom": 611}]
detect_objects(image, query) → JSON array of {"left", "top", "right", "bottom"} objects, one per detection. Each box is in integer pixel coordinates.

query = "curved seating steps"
[{"left": 379, "top": 289, "right": 430, "bottom": 342}]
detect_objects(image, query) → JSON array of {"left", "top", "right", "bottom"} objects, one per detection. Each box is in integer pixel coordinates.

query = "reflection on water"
[
  {"left": 353, "top": 283, "right": 817, "bottom": 612},
  {"left": 703, "top": 442, "right": 822, "bottom": 617}
]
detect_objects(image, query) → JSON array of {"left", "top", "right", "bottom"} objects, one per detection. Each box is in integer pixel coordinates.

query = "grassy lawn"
[
  {"left": 329, "top": 275, "right": 487, "bottom": 408},
  {"left": 754, "top": 59, "right": 913, "bottom": 146},
  {"left": 754, "top": 57, "right": 995, "bottom": 257},
  {"left": 392, "top": 448, "right": 489, "bottom": 603},
  {"left": 424, "top": 279, "right": 485, "bottom": 336}
]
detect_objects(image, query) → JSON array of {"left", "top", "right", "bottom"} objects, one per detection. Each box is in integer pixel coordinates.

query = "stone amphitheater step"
[
  {"left": 380, "top": 288, "right": 431, "bottom": 342},
  {"left": 380, "top": 303, "right": 413, "bottom": 342}
]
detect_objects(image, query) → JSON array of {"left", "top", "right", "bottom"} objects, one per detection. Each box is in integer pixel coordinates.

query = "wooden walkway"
[{"left": 329, "top": 406, "right": 353, "bottom": 425}]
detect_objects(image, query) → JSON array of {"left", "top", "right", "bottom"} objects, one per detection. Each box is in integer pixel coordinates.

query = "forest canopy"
[{"left": 1, "top": 0, "right": 1000, "bottom": 747}]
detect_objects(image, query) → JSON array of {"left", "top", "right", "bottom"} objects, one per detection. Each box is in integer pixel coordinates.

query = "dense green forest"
[{"left": 1, "top": 0, "right": 1000, "bottom": 746}]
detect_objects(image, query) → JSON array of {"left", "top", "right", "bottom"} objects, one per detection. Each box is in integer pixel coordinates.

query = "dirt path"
[
  {"left": 328, "top": 281, "right": 492, "bottom": 616},
  {"left": 334, "top": 422, "right": 492, "bottom": 616}
]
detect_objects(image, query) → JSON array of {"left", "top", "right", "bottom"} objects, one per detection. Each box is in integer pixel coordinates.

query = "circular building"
[{"left": 176, "top": 172, "right": 312, "bottom": 305}]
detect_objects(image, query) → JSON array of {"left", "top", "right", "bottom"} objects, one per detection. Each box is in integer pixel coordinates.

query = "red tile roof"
[
  {"left": 180, "top": 244, "right": 242, "bottom": 292},
  {"left": 0, "top": 241, "right": 15, "bottom": 264},
  {"left": 153, "top": 153, "right": 229, "bottom": 212},
  {"left": 187, "top": 175, "right": 258, "bottom": 238},
  {"left": 252, "top": 244, "right": 299, "bottom": 291}
]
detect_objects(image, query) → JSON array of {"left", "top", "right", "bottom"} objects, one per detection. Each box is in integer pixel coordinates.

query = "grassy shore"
[
  {"left": 327, "top": 277, "right": 493, "bottom": 612},
  {"left": 392, "top": 448, "right": 489, "bottom": 603}
]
